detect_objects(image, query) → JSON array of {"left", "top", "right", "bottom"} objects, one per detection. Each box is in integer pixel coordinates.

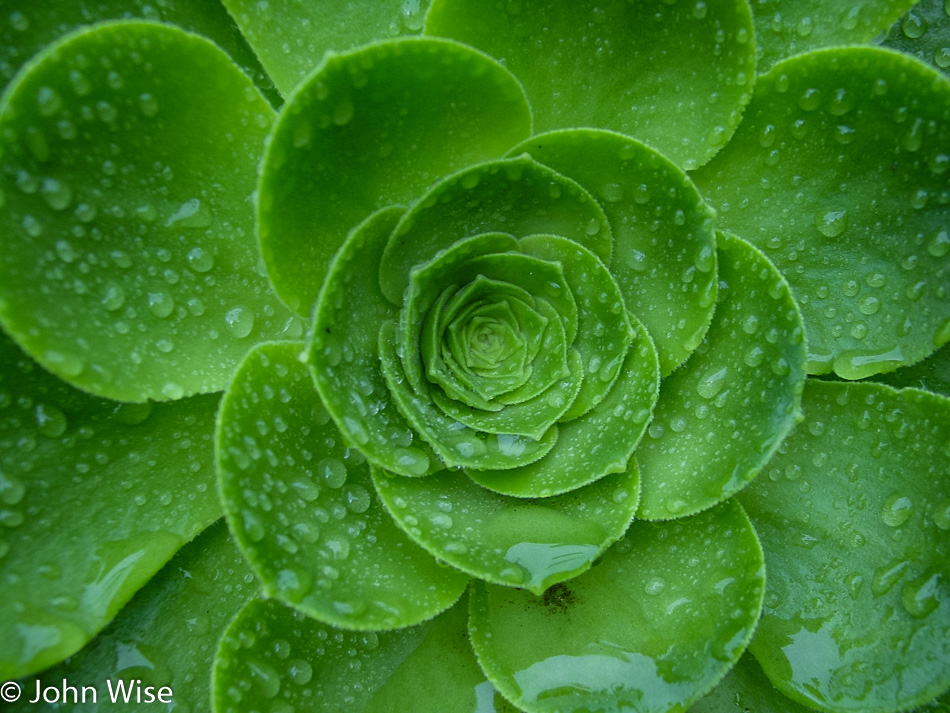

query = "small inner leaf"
[
  {"left": 372, "top": 464, "right": 638, "bottom": 596},
  {"left": 466, "top": 315, "right": 659, "bottom": 499},
  {"left": 379, "top": 321, "right": 559, "bottom": 471},
  {"left": 309, "top": 206, "right": 441, "bottom": 478},
  {"left": 380, "top": 156, "right": 612, "bottom": 305},
  {"left": 217, "top": 341, "right": 468, "bottom": 630},
  {"left": 740, "top": 380, "right": 950, "bottom": 713},
  {"left": 510, "top": 129, "right": 718, "bottom": 375},
  {"left": 468, "top": 500, "right": 765, "bottom": 713}
]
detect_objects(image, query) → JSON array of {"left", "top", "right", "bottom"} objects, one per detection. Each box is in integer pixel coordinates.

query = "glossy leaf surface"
[
  {"left": 214, "top": 593, "right": 520, "bottom": 713},
  {"left": 694, "top": 47, "right": 950, "bottom": 381},
  {"left": 217, "top": 341, "right": 468, "bottom": 630},
  {"left": 309, "top": 206, "right": 441, "bottom": 478},
  {"left": 751, "top": 0, "right": 916, "bottom": 73},
  {"left": 689, "top": 652, "right": 818, "bottom": 713},
  {"left": 509, "top": 130, "right": 718, "bottom": 375},
  {"left": 380, "top": 156, "right": 612, "bottom": 305},
  {"left": 259, "top": 37, "right": 531, "bottom": 314},
  {"left": 883, "top": 0, "right": 950, "bottom": 77},
  {"left": 426, "top": 0, "right": 756, "bottom": 169},
  {"left": 470, "top": 500, "right": 765, "bottom": 713},
  {"left": 0, "top": 0, "right": 277, "bottom": 103},
  {"left": 10, "top": 520, "right": 256, "bottom": 713},
  {"left": 373, "top": 464, "right": 637, "bottom": 595},
  {"left": 741, "top": 380, "right": 950, "bottom": 713},
  {"left": 0, "top": 331, "right": 220, "bottom": 680},
  {"left": 0, "top": 21, "right": 300, "bottom": 401},
  {"left": 637, "top": 233, "right": 806, "bottom": 520},
  {"left": 220, "top": 0, "right": 432, "bottom": 96}
]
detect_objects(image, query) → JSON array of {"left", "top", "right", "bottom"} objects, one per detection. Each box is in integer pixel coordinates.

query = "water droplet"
[
  {"left": 697, "top": 366, "right": 728, "bottom": 399},
  {"left": 319, "top": 458, "right": 347, "bottom": 488},
  {"left": 902, "top": 571, "right": 941, "bottom": 619},
  {"left": 333, "top": 100, "right": 354, "bottom": 126},
  {"left": 34, "top": 404, "right": 67, "bottom": 438},
  {"left": 139, "top": 92, "right": 159, "bottom": 117},
  {"left": 881, "top": 493, "right": 913, "bottom": 527},
  {"left": 187, "top": 246, "right": 215, "bottom": 272},
  {"left": 901, "top": 11, "right": 927, "bottom": 39},
  {"left": 225, "top": 306, "right": 255, "bottom": 338},
  {"left": 814, "top": 210, "right": 848, "bottom": 238},
  {"left": 148, "top": 291, "right": 175, "bottom": 318}
]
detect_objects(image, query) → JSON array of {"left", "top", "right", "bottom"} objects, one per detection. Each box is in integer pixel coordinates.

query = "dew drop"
[
  {"left": 814, "top": 210, "right": 848, "bottom": 238},
  {"left": 225, "top": 306, "right": 255, "bottom": 338}
]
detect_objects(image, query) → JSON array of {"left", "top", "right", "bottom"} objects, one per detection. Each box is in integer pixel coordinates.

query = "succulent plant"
[{"left": 0, "top": 1, "right": 948, "bottom": 712}]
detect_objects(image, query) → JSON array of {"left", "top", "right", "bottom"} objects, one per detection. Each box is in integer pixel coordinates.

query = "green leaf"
[
  {"left": 0, "top": 330, "right": 221, "bottom": 680},
  {"left": 372, "top": 464, "right": 637, "bottom": 596},
  {"left": 465, "top": 320, "right": 658, "bottom": 498},
  {"left": 217, "top": 341, "right": 468, "bottom": 630},
  {"left": 9, "top": 520, "right": 256, "bottom": 713},
  {"left": 219, "top": 0, "right": 432, "bottom": 97},
  {"left": 883, "top": 0, "right": 950, "bottom": 77},
  {"left": 309, "top": 206, "right": 441, "bottom": 478},
  {"left": 520, "top": 234, "right": 634, "bottom": 420},
  {"left": 873, "top": 341, "right": 950, "bottom": 396},
  {"left": 0, "top": 21, "right": 302, "bottom": 402},
  {"left": 469, "top": 499, "right": 765, "bottom": 713},
  {"left": 752, "top": 0, "right": 918, "bottom": 74},
  {"left": 510, "top": 130, "right": 718, "bottom": 376},
  {"left": 637, "top": 232, "right": 807, "bottom": 521},
  {"left": 0, "top": 0, "right": 279, "bottom": 104},
  {"left": 739, "top": 380, "right": 950, "bottom": 713},
  {"left": 379, "top": 320, "right": 560, "bottom": 471},
  {"left": 258, "top": 37, "right": 532, "bottom": 314},
  {"left": 379, "top": 155, "right": 612, "bottom": 305},
  {"left": 693, "top": 47, "right": 950, "bottom": 381},
  {"left": 214, "top": 593, "right": 519, "bottom": 713},
  {"left": 689, "top": 652, "right": 818, "bottom": 713},
  {"left": 425, "top": 0, "right": 756, "bottom": 170}
]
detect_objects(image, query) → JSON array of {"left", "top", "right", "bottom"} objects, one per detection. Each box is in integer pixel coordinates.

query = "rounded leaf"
[
  {"left": 379, "top": 156, "right": 612, "bottom": 305},
  {"left": 258, "top": 37, "right": 532, "bottom": 314},
  {"left": 213, "top": 594, "right": 519, "bottom": 713},
  {"left": 372, "top": 464, "right": 638, "bottom": 596},
  {"left": 637, "top": 232, "right": 807, "bottom": 520},
  {"left": 426, "top": 0, "right": 757, "bottom": 169},
  {"left": 0, "top": 330, "right": 221, "bottom": 680},
  {"left": 217, "top": 341, "right": 468, "bottom": 630},
  {"left": 309, "top": 206, "right": 441, "bottom": 477},
  {"left": 469, "top": 499, "right": 766, "bottom": 713},
  {"left": 740, "top": 380, "right": 950, "bottom": 713},
  {"left": 0, "top": 20, "right": 301, "bottom": 401},
  {"left": 8, "top": 521, "right": 256, "bottom": 713},
  {"left": 510, "top": 130, "right": 718, "bottom": 375},
  {"left": 693, "top": 47, "right": 950, "bottom": 380}
]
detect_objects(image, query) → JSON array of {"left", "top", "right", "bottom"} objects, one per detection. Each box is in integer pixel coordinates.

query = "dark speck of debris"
[{"left": 541, "top": 582, "right": 576, "bottom": 614}]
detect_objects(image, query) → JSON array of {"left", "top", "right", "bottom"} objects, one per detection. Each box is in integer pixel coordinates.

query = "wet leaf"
[
  {"left": 740, "top": 380, "right": 950, "bottom": 713},
  {"left": 637, "top": 232, "right": 806, "bottom": 520},
  {"left": 217, "top": 341, "right": 468, "bottom": 630},
  {"left": 213, "top": 593, "right": 520, "bottom": 713},
  {"left": 0, "top": 0, "right": 278, "bottom": 103},
  {"left": 219, "top": 0, "right": 432, "bottom": 96},
  {"left": 694, "top": 46, "right": 950, "bottom": 380},
  {"left": 469, "top": 499, "right": 765, "bottom": 713},
  {"left": 426, "top": 0, "right": 756, "bottom": 169},
  {"left": 0, "top": 331, "right": 220, "bottom": 680},
  {"left": 373, "top": 464, "right": 638, "bottom": 595},
  {"left": 258, "top": 37, "right": 531, "bottom": 314},
  {"left": 751, "top": 0, "right": 916, "bottom": 73},
  {"left": 0, "top": 21, "right": 301, "bottom": 402},
  {"left": 9, "top": 520, "right": 256, "bottom": 713},
  {"left": 509, "top": 129, "right": 718, "bottom": 376}
]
